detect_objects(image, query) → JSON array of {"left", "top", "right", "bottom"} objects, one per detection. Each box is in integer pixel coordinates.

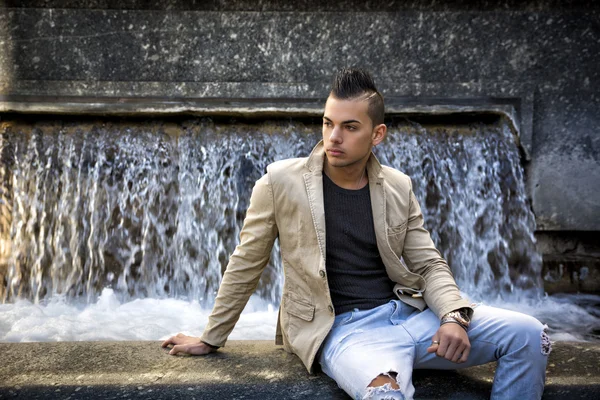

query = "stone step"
[{"left": 0, "top": 341, "right": 598, "bottom": 399}]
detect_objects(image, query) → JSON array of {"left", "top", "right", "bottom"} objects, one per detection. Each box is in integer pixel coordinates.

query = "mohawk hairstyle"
[{"left": 330, "top": 68, "right": 385, "bottom": 126}]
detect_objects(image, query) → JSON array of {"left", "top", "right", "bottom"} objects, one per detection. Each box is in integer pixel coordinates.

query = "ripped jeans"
[{"left": 318, "top": 300, "right": 550, "bottom": 400}]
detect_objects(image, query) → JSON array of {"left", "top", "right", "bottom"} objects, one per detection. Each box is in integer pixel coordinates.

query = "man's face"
[{"left": 322, "top": 95, "right": 381, "bottom": 169}]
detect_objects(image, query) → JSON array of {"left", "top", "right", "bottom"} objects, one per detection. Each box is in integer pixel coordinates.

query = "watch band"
[
  {"left": 441, "top": 309, "right": 471, "bottom": 330},
  {"left": 440, "top": 316, "right": 468, "bottom": 331}
]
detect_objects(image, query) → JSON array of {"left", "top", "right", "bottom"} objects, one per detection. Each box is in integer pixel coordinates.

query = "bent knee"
[{"left": 507, "top": 314, "right": 552, "bottom": 356}]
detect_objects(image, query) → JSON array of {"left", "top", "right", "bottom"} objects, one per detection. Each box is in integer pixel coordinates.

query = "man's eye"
[
  {"left": 346, "top": 126, "right": 357, "bottom": 131},
  {"left": 323, "top": 121, "right": 332, "bottom": 127}
]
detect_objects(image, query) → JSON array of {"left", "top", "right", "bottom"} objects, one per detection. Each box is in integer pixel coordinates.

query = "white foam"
[
  {"left": 473, "top": 293, "right": 600, "bottom": 342},
  {"left": 0, "top": 288, "right": 277, "bottom": 342},
  {"left": 1, "top": 288, "right": 598, "bottom": 343}
]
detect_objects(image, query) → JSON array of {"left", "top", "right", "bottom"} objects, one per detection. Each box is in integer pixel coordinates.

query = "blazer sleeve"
[
  {"left": 200, "top": 173, "right": 279, "bottom": 347},
  {"left": 401, "top": 179, "right": 473, "bottom": 319}
]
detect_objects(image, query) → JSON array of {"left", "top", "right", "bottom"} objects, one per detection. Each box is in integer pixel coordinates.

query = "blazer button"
[
  {"left": 319, "top": 270, "right": 326, "bottom": 278},
  {"left": 328, "top": 305, "right": 334, "bottom": 313}
]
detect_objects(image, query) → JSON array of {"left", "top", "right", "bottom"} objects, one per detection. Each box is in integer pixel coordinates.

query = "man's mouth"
[{"left": 327, "top": 148, "right": 344, "bottom": 156}]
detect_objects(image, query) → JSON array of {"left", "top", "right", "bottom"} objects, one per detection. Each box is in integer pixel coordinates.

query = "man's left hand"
[{"left": 426, "top": 323, "right": 470, "bottom": 363}]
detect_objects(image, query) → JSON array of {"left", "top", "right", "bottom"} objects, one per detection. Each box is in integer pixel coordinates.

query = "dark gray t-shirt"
[{"left": 323, "top": 173, "right": 396, "bottom": 315}]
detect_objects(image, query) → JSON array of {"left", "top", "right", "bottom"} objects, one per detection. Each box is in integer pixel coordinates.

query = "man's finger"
[
  {"left": 426, "top": 333, "right": 441, "bottom": 354},
  {"left": 459, "top": 344, "right": 471, "bottom": 363},
  {"left": 427, "top": 332, "right": 440, "bottom": 353},
  {"left": 436, "top": 339, "right": 450, "bottom": 358},
  {"left": 443, "top": 340, "right": 459, "bottom": 361},
  {"left": 451, "top": 344, "right": 464, "bottom": 363},
  {"left": 426, "top": 342, "right": 439, "bottom": 354},
  {"left": 161, "top": 337, "right": 176, "bottom": 348},
  {"left": 169, "top": 344, "right": 187, "bottom": 355}
]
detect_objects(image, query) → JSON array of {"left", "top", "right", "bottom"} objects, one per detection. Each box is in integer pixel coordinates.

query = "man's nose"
[{"left": 330, "top": 126, "right": 343, "bottom": 143}]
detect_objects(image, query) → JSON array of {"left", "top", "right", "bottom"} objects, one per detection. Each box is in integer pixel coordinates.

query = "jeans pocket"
[
  {"left": 389, "top": 299, "right": 414, "bottom": 325},
  {"left": 389, "top": 300, "right": 399, "bottom": 323}
]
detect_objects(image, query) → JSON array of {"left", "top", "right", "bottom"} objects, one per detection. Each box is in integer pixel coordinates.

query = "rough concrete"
[
  {"left": 539, "top": 231, "right": 600, "bottom": 294},
  {"left": 542, "top": 255, "right": 600, "bottom": 294},
  {"left": 0, "top": 341, "right": 598, "bottom": 399}
]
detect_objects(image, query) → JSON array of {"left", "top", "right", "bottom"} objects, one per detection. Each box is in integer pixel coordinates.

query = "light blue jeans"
[{"left": 318, "top": 300, "right": 550, "bottom": 400}]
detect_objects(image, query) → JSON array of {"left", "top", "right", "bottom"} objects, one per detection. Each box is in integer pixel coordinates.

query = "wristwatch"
[{"left": 441, "top": 309, "right": 471, "bottom": 330}]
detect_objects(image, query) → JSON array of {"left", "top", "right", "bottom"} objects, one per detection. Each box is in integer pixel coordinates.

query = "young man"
[{"left": 162, "top": 68, "right": 550, "bottom": 399}]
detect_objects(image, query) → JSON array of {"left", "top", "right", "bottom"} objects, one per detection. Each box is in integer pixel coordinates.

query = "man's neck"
[{"left": 323, "top": 160, "right": 369, "bottom": 190}]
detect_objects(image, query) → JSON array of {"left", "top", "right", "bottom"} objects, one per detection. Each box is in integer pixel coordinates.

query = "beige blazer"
[{"left": 201, "top": 141, "right": 471, "bottom": 372}]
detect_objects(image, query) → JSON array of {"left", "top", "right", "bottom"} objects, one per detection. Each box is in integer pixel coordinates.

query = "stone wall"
[{"left": 0, "top": 2, "right": 598, "bottom": 236}]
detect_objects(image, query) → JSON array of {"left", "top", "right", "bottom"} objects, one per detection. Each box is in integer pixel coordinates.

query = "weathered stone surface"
[
  {"left": 539, "top": 231, "right": 600, "bottom": 293},
  {"left": 2, "top": 9, "right": 597, "bottom": 90},
  {"left": 0, "top": 341, "right": 598, "bottom": 399},
  {"left": 529, "top": 91, "right": 600, "bottom": 231},
  {"left": 1, "top": 0, "right": 597, "bottom": 11},
  {"left": 0, "top": 2, "right": 598, "bottom": 230}
]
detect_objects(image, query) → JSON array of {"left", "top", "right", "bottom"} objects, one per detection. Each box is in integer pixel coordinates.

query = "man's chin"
[{"left": 325, "top": 157, "right": 347, "bottom": 168}]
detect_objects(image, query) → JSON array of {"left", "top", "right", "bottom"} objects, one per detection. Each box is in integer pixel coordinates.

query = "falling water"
[
  {"left": 0, "top": 119, "right": 319, "bottom": 306},
  {"left": 379, "top": 117, "right": 542, "bottom": 300},
  {"left": 0, "top": 115, "right": 598, "bottom": 342}
]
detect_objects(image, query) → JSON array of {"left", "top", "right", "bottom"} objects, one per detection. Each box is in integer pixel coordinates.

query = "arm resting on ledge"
[{"left": 162, "top": 174, "right": 279, "bottom": 355}]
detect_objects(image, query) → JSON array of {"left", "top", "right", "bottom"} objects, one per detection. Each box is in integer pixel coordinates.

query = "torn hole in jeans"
[
  {"left": 541, "top": 324, "right": 552, "bottom": 356},
  {"left": 362, "top": 383, "right": 406, "bottom": 400},
  {"left": 363, "top": 372, "right": 404, "bottom": 400}
]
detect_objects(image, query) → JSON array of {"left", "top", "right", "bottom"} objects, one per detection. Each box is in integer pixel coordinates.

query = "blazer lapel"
[
  {"left": 367, "top": 153, "right": 407, "bottom": 283},
  {"left": 303, "top": 141, "right": 327, "bottom": 261},
  {"left": 368, "top": 159, "right": 388, "bottom": 259},
  {"left": 304, "top": 171, "right": 326, "bottom": 261}
]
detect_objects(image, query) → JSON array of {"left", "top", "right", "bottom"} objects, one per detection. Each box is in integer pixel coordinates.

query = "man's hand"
[
  {"left": 426, "top": 323, "right": 470, "bottom": 363},
  {"left": 161, "top": 333, "right": 217, "bottom": 356}
]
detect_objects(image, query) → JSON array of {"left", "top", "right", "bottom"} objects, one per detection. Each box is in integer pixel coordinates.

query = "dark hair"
[{"left": 330, "top": 68, "right": 385, "bottom": 126}]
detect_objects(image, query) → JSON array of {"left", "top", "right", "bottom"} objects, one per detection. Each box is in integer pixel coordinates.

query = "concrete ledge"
[
  {"left": 0, "top": 95, "right": 517, "bottom": 121},
  {"left": 0, "top": 341, "right": 599, "bottom": 399}
]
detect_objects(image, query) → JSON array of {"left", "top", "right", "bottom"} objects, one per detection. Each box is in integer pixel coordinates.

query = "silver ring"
[{"left": 432, "top": 340, "right": 440, "bottom": 345}]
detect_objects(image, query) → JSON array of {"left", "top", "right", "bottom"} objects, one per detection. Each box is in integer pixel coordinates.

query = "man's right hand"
[{"left": 161, "top": 333, "right": 217, "bottom": 356}]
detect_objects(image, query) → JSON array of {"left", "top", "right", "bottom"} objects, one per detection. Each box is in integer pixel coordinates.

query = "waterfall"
[
  {"left": 0, "top": 116, "right": 540, "bottom": 305},
  {"left": 1, "top": 115, "right": 597, "bottom": 342},
  {"left": 378, "top": 117, "right": 542, "bottom": 301}
]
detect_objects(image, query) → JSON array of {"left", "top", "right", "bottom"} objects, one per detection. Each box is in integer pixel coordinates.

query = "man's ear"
[{"left": 372, "top": 123, "right": 387, "bottom": 146}]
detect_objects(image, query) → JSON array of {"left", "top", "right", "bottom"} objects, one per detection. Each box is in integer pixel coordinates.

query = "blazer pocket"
[{"left": 285, "top": 297, "right": 315, "bottom": 322}]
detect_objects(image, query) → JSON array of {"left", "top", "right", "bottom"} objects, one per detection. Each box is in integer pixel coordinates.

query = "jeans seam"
[{"left": 400, "top": 324, "right": 416, "bottom": 344}]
